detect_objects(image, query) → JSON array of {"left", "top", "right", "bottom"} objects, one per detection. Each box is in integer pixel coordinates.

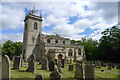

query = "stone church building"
[{"left": 22, "top": 8, "right": 85, "bottom": 63}]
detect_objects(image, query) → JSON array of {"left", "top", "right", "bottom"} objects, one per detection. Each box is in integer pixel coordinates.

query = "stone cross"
[
  {"left": 26, "top": 55, "right": 36, "bottom": 73},
  {"left": 2, "top": 55, "right": 11, "bottom": 80},
  {"left": 74, "top": 63, "right": 83, "bottom": 79}
]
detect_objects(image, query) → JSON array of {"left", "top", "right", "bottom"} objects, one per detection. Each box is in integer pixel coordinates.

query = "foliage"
[
  {"left": 2, "top": 40, "right": 22, "bottom": 59},
  {"left": 98, "top": 26, "right": 120, "bottom": 63}
]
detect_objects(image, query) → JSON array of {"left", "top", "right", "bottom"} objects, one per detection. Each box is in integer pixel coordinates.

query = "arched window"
[
  {"left": 78, "top": 48, "right": 81, "bottom": 55},
  {"left": 55, "top": 40, "right": 58, "bottom": 43},
  {"left": 34, "top": 22, "right": 37, "bottom": 30},
  {"left": 63, "top": 41, "right": 65, "bottom": 44},
  {"left": 68, "top": 49, "right": 73, "bottom": 56},
  {"left": 47, "top": 39, "right": 50, "bottom": 43},
  {"left": 25, "top": 23, "right": 27, "bottom": 30}
]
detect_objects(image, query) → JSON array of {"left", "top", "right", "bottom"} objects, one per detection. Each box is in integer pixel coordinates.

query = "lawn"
[{"left": 10, "top": 61, "right": 120, "bottom": 80}]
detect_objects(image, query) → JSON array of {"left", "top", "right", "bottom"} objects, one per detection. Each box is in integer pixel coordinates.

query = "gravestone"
[
  {"left": 69, "top": 59, "right": 72, "bottom": 64},
  {"left": 116, "top": 64, "right": 120, "bottom": 69},
  {"left": 0, "top": 55, "right": 2, "bottom": 80},
  {"left": 20, "top": 55, "right": 23, "bottom": 67},
  {"left": 2, "top": 55, "right": 11, "bottom": 80},
  {"left": 57, "top": 61, "right": 62, "bottom": 73},
  {"left": 50, "top": 68, "right": 61, "bottom": 80},
  {"left": 61, "top": 59, "right": 65, "bottom": 68},
  {"left": 41, "top": 59, "right": 48, "bottom": 70},
  {"left": 68, "top": 65, "right": 74, "bottom": 71},
  {"left": 49, "top": 60, "right": 55, "bottom": 71},
  {"left": 13, "top": 56, "right": 21, "bottom": 69},
  {"left": 85, "top": 64, "right": 95, "bottom": 80},
  {"left": 34, "top": 75, "right": 43, "bottom": 80},
  {"left": 26, "top": 55, "right": 36, "bottom": 73},
  {"left": 107, "top": 62, "right": 112, "bottom": 70},
  {"left": 74, "top": 64, "right": 83, "bottom": 79}
]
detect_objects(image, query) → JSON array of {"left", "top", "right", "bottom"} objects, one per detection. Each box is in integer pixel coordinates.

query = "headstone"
[
  {"left": 2, "top": 55, "right": 11, "bottom": 80},
  {"left": 34, "top": 75, "right": 43, "bottom": 80},
  {"left": 20, "top": 55, "right": 23, "bottom": 67},
  {"left": 69, "top": 59, "right": 72, "bottom": 64},
  {"left": 26, "top": 55, "right": 36, "bottom": 73},
  {"left": 84, "top": 64, "right": 95, "bottom": 80},
  {"left": 0, "top": 55, "right": 1, "bottom": 80},
  {"left": 107, "top": 62, "right": 112, "bottom": 70},
  {"left": 57, "top": 61, "right": 62, "bottom": 73},
  {"left": 41, "top": 59, "right": 48, "bottom": 70},
  {"left": 74, "top": 64, "right": 83, "bottom": 79},
  {"left": 68, "top": 65, "right": 74, "bottom": 71},
  {"left": 13, "top": 56, "right": 21, "bottom": 69},
  {"left": 116, "top": 64, "right": 120, "bottom": 69},
  {"left": 61, "top": 59, "right": 64, "bottom": 68},
  {"left": 49, "top": 60, "right": 55, "bottom": 71},
  {"left": 50, "top": 68, "right": 61, "bottom": 80}
]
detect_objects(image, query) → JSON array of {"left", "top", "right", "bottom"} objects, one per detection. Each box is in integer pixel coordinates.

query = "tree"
[
  {"left": 2, "top": 40, "right": 23, "bottom": 59},
  {"left": 98, "top": 26, "right": 120, "bottom": 63},
  {"left": 2, "top": 40, "right": 15, "bottom": 59}
]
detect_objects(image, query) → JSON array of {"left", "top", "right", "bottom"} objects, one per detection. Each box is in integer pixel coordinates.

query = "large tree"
[
  {"left": 2, "top": 40, "right": 22, "bottom": 59},
  {"left": 98, "top": 26, "right": 120, "bottom": 63}
]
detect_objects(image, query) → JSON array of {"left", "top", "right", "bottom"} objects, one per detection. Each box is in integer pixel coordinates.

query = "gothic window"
[
  {"left": 78, "top": 48, "right": 81, "bottom": 55},
  {"left": 63, "top": 41, "right": 65, "bottom": 44},
  {"left": 68, "top": 49, "right": 73, "bottom": 56},
  {"left": 47, "top": 39, "right": 50, "bottom": 43},
  {"left": 25, "top": 23, "right": 27, "bottom": 30},
  {"left": 55, "top": 40, "right": 58, "bottom": 43},
  {"left": 34, "top": 22, "right": 37, "bottom": 30}
]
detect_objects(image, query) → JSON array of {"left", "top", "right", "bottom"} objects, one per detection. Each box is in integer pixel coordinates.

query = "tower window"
[
  {"left": 25, "top": 23, "right": 27, "bottom": 30},
  {"left": 47, "top": 39, "right": 50, "bottom": 43},
  {"left": 34, "top": 22, "right": 37, "bottom": 30},
  {"left": 55, "top": 40, "right": 58, "bottom": 43},
  {"left": 78, "top": 48, "right": 81, "bottom": 55},
  {"left": 68, "top": 49, "right": 73, "bottom": 56}
]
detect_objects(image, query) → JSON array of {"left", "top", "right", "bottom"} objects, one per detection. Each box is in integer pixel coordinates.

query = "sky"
[{"left": 0, "top": 0, "right": 119, "bottom": 42}]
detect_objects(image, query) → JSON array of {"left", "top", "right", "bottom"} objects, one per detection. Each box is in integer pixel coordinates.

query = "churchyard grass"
[{"left": 11, "top": 61, "right": 120, "bottom": 79}]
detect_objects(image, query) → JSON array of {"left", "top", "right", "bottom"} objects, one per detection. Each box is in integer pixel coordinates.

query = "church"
[{"left": 22, "top": 8, "right": 86, "bottom": 63}]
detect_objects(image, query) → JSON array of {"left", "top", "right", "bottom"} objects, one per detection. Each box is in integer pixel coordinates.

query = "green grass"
[{"left": 11, "top": 61, "right": 120, "bottom": 79}]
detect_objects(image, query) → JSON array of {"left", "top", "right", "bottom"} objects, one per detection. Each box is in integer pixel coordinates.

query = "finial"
[
  {"left": 31, "top": 6, "right": 36, "bottom": 15},
  {"left": 40, "top": 12, "right": 42, "bottom": 18}
]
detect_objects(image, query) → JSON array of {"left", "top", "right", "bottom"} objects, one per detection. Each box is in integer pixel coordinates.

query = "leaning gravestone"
[
  {"left": 2, "top": 55, "right": 11, "bottom": 80},
  {"left": 84, "top": 64, "right": 95, "bottom": 80},
  {"left": 26, "top": 55, "right": 36, "bottom": 73},
  {"left": 74, "top": 64, "right": 83, "bottom": 79},
  {"left": 13, "top": 56, "right": 21, "bottom": 69},
  {"left": 50, "top": 68, "right": 61, "bottom": 80},
  {"left": 41, "top": 59, "right": 48, "bottom": 70},
  {"left": 68, "top": 65, "right": 74, "bottom": 71},
  {"left": 49, "top": 60, "right": 55, "bottom": 71}
]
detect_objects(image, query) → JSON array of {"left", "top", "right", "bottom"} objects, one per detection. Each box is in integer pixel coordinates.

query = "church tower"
[{"left": 22, "top": 7, "right": 43, "bottom": 61}]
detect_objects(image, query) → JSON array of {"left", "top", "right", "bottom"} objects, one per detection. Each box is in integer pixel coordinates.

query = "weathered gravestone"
[
  {"left": 107, "top": 62, "right": 112, "bottom": 70},
  {"left": 50, "top": 68, "right": 61, "bottom": 80},
  {"left": 49, "top": 60, "right": 55, "bottom": 71},
  {"left": 13, "top": 56, "right": 21, "bottom": 69},
  {"left": 26, "top": 55, "right": 36, "bottom": 73},
  {"left": 34, "top": 75, "right": 43, "bottom": 80},
  {"left": 61, "top": 59, "right": 65, "bottom": 68},
  {"left": 85, "top": 64, "right": 95, "bottom": 80},
  {"left": 68, "top": 65, "right": 74, "bottom": 71},
  {"left": 41, "top": 59, "right": 48, "bottom": 70},
  {"left": 2, "top": 55, "right": 11, "bottom": 80},
  {"left": 57, "top": 61, "right": 62, "bottom": 73},
  {"left": 116, "top": 64, "right": 120, "bottom": 69},
  {"left": 74, "top": 64, "right": 83, "bottom": 79}
]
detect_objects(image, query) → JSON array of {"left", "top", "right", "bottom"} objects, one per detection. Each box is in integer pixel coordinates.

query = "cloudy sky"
[{"left": 1, "top": 0, "right": 119, "bottom": 42}]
